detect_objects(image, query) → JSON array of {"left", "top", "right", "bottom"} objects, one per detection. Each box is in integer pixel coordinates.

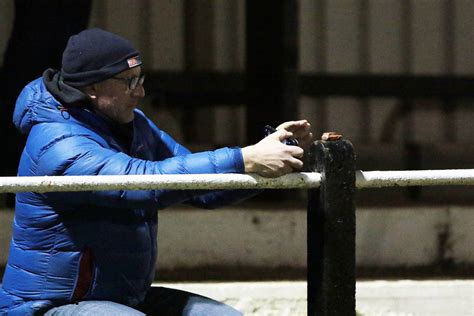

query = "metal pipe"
[
  {"left": 0, "top": 173, "right": 321, "bottom": 193},
  {"left": 1, "top": 169, "right": 474, "bottom": 194},
  {"left": 356, "top": 169, "right": 474, "bottom": 188}
]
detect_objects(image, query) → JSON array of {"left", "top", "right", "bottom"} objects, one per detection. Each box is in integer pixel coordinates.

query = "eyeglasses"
[{"left": 111, "top": 74, "right": 145, "bottom": 90}]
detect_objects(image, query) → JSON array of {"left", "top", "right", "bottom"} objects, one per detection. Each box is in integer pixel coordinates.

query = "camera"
[{"left": 263, "top": 125, "right": 299, "bottom": 146}]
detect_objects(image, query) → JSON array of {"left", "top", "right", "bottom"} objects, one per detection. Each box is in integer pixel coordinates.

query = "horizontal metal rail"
[
  {"left": 357, "top": 169, "right": 474, "bottom": 188},
  {"left": 0, "top": 169, "right": 473, "bottom": 193},
  {"left": 0, "top": 173, "right": 321, "bottom": 193},
  {"left": 145, "top": 71, "right": 474, "bottom": 103}
]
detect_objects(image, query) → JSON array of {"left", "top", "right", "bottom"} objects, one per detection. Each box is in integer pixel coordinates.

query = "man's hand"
[
  {"left": 241, "top": 129, "right": 304, "bottom": 177},
  {"left": 276, "top": 120, "right": 313, "bottom": 150}
]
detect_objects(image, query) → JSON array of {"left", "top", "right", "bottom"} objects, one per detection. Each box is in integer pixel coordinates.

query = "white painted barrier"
[
  {"left": 356, "top": 169, "right": 474, "bottom": 188},
  {"left": 0, "top": 172, "right": 321, "bottom": 193},
  {"left": 0, "top": 169, "right": 474, "bottom": 193}
]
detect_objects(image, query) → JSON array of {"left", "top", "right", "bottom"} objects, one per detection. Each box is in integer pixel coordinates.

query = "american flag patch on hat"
[{"left": 127, "top": 56, "right": 142, "bottom": 68}]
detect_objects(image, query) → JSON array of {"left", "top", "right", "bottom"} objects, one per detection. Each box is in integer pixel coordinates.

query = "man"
[{"left": 0, "top": 28, "right": 312, "bottom": 315}]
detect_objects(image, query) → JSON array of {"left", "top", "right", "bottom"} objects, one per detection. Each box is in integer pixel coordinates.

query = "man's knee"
[
  {"left": 44, "top": 301, "right": 145, "bottom": 316},
  {"left": 183, "top": 296, "right": 243, "bottom": 316}
]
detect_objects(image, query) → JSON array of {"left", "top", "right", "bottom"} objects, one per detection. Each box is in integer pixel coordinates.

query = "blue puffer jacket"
[{"left": 0, "top": 77, "right": 256, "bottom": 315}]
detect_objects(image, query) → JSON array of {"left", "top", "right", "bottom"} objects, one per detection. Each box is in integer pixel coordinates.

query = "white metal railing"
[
  {"left": 0, "top": 169, "right": 473, "bottom": 193},
  {"left": 0, "top": 172, "right": 321, "bottom": 193},
  {"left": 356, "top": 169, "right": 474, "bottom": 188}
]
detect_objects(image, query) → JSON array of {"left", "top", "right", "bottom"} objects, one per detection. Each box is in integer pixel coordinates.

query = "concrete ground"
[{"left": 155, "top": 280, "right": 474, "bottom": 316}]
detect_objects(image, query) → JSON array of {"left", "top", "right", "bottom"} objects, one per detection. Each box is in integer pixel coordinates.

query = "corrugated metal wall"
[{"left": 1, "top": 0, "right": 473, "bottom": 145}]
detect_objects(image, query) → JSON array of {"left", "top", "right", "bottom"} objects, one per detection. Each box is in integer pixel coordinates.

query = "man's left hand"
[{"left": 276, "top": 120, "right": 313, "bottom": 150}]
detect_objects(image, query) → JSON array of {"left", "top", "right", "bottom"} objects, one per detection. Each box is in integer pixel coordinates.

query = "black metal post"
[{"left": 307, "top": 139, "right": 356, "bottom": 316}]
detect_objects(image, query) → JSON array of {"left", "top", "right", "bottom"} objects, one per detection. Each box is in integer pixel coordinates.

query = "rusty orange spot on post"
[{"left": 321, "top": 132, "right": 342, "bottom": 141}]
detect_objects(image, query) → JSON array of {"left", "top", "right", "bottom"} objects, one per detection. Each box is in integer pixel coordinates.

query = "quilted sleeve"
[
  {"left": 147, "top": 121, "right": 260, "bottom": 209},
  {"left": 35, "top": 134, "right": 253, "bottom": 210}
]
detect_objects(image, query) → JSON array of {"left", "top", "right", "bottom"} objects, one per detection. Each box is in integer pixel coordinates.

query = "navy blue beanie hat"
[{"left": 60, "top": 28, "right": 142, "bottom": 87}]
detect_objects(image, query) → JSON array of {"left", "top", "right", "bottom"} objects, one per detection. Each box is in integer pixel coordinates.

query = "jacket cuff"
[{"left": 214, "top": 147, "right": 245, "bottom": 173}]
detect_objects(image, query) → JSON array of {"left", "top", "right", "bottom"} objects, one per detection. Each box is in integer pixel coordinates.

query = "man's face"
[{"left": 92, "top": 66, "right": 145, "bottom": 124}]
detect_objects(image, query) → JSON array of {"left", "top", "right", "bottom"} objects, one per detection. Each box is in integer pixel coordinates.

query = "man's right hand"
[{"left": 241, "top": 129, "right": 304, "bottom": 178}]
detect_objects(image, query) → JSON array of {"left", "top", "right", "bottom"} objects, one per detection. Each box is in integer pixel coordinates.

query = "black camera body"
[{"left": 264, "top": 125, "right": 299, "bottom": 146}]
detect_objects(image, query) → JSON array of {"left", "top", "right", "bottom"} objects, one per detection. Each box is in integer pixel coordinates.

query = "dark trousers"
[{"left": 44, "top": 286, "right": 243, "bottom": 316}]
